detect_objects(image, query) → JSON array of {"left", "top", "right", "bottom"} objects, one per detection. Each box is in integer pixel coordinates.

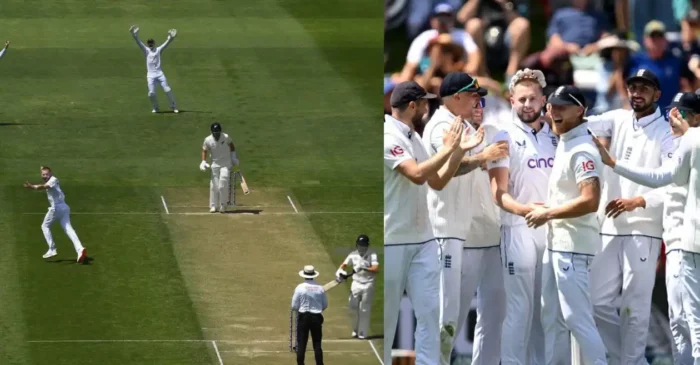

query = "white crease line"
[
  {"left": 28, "top": 339, "right": 365, "bottom": 344},
  {"left": 20, "top": 212, "right": 380, "bottom": 216},
  {"left": 286, "top": 195, "right": 299, "bottom": 214},
  {"left": 160, "top": 196, "right": 170, "bottom": 215},
  {"left": 369, "top": 339, "right": 384, "bottom": 365},
  {"left": 212, "top": 341, "right": 224, "bottom": 365}
]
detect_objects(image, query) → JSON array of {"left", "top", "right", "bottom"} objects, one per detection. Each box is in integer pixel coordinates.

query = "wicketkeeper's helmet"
[
  {"left": 211, "top": 122, "right": 222, "bottom": 133},
  {"left": 356, "top": 234, "right": 370, "bottom": 246}
]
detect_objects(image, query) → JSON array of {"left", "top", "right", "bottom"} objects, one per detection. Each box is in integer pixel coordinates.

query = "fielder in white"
[
  {"left": 24, "top": 166, "right": 87, "bottom": 263},
  {"left": 129, "top": 25, "right": 179, "bottom": 114},
  {"left": 586, "top": 69, "right": 676, "bottom": 365},
  {"left": 335, "top": 234, "right": 379, "bottom": 339},
  {"left": 200, "top": 122, "right": 239, "bottom": 213},
  {"left": 593, "top": 98, "right": 700, "bottom": 365},
  {"left": 487, "top": 69, "right": 554, "bottom": 365},
  {"left": 525, "top": 85, "right": 607, "bottom": 365},
  {"left": 384, "top": 81, "right": 482, "bottom": 365},
  {"left": 0, "top": 40, "right": 10, "bottom": 59},
  {"left": 420, "top": 72, "right": 508, "bottom": 365}
]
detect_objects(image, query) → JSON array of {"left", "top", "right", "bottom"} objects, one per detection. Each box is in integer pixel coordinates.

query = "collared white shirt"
[
  {"left": 487, "top": 112, "right": 558, "bottom": 226},
  {"left": 46, "top": 176, "right": 66, "bottom": 207},
  {"left": 587, "top": 107, "right": 676, "bottom": 238},
  {"left": 203, "top": 133, "right": 233, "bottom": 167},
  {"left": 663, "top": 138, "right": 687, "bottom": 253},
  {"left": 612, "top": 127, "right": 700, "bottom": 254},
  {"left": 291, "top": 280, "right": 328, "bottom": 314},
  {"left": 384, "top": 115, "right": 434, "bottom": 245},
  {"left": 342, "top": 249, "right": 379, "bottom": 284},
  {"left": 547, "top": 122, "right": 602, "bottom": 255},
  {"left": 406, "top": 28, "right": 478, "bottom": 64}
]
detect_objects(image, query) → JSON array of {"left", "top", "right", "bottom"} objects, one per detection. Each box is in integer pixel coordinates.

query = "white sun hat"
[{"left": 299, "top": 265, "right": 320, "bottom": 279}]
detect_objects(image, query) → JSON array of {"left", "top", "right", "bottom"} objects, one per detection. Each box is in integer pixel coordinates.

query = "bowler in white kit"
[
  {"left": 526, "top": 85, "right": 607, "bottom": 365},
  {"left": 336, "top": 234, "right": 379, "bottom": 339},
  {"left": 130, "top": 25, "right": 179, "bottom": 114},
  {"left": 487, "top": 69, "right": 554, "bottom": 365},
  {"left": 24, "top": 166, "right": 87, "bottom": 263},
  {"left": 383, "top": 81, "right": 482, "bottom": 365},
  {"left": 200, "top": 122, "right": 239, "bottom": 213},
  {"left": 420, "top": 72, "right": 507, "bottom": 365},
  {"left": 586, "top": 69, "right": 676, "bottom": 365},
  {"left": 594, "top": 97, "right": 700, "bottom": 365}
]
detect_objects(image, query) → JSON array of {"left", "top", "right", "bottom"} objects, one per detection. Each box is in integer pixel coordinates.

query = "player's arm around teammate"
[{"left": 524, "top": 86, "right": 608, "bottom": 365}]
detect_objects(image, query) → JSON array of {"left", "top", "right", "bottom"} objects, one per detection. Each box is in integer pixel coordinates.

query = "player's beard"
[
  {"left": 630, "top": 97, "right": 654, "bottom": 113},
  {"left": 517, "top": 106, "right": 543, "bottom": 124}
]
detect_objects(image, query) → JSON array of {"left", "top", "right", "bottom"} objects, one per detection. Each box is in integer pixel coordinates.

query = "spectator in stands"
[
  {"left": 628, "top": 20, "right": 695, "bottom": 109},
  {"left": 405, "top": 0, "right": 463, "bottom": 40},
  {"left": 616, "top": 0, "right": 681, "bottom": 46},
  {"left": 541, "top": 0, "right": 610, "bottom": 63},
  {"left": 456, "top": 0, "right": 531, "bottom": 82},
  {"left": 397, "top": 3, "right": 483, "bottom": 86},
  {"left": 681, "top": 7, "right": 700, "bottom": 53},
  {"left": 591, "top": 32, "right": 639, "bottom": 114}
]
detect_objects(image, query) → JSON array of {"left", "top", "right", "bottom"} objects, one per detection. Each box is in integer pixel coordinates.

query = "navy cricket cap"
[
  {"left": 390, "top": 81, "right": 437, "bottom": 107},
  {"left": 210, "top": 122, "right": 222, "bottom": 133},
  {"left": 626, "top": 69, "right": 661, "bottom": 89},
  {"left": 439, "top": 72, "right": 488, "bottom": 98},
  {"left": 548, "top": 85, "right": 587, "bottom": 108},
  {"left": 668, "top": 92, "right": 700, "bottom": 113}
]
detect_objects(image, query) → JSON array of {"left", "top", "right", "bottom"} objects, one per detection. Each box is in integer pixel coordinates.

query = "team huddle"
[{"left": 384, "top": 67, "right": 700, "bottom": 365}]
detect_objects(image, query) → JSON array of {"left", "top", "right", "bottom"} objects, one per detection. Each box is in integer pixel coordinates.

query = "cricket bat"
[
  {"left": 239, "top": 172, "right": 250, "bottom": 195},
  {"left": 323, "top": 273, "right": 353, "bottom": 292}
]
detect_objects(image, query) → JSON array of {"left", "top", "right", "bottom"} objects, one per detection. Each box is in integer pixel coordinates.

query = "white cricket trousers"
[
  {"left": 438, "top": 238, "right": 464, "bottom": 365},
  {"left": 589, "top": 235, "right": 661, "bottom": 365},
  {"left": 454, "top": 245, "right": 505, "bottom": 365},
  {"left": 146, "top": 73, "right": 176, "bottom": 109},
  {"left": 541, "top": 249, "right": 607, "bottom": 365},
  {"left": 42, "top": 203, "right": 84, "bottom": 253},
  {"left": 210, "top": 164, "right": 231, "bottom": 208},
  {"left": 384, "top": 240, "right": 440, "bottom": 365},
  {"left": 349, "top": 280, "right": 375, "bottom": 337},
  {"left": 500, "top": 224, "right": 546, "bottom": 365},
  {"left": 666, "top": 250, "right": 700, "bottom": 365}
]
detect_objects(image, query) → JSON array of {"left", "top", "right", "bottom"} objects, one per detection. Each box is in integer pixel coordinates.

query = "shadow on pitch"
[
  {"left": 154, "top": 110, "right": 212, "bottom": 114},
  {"left": 0, "top": 122, "right": 27, "bottom": 126},
  {"left": 222, "top": 209, "right": 262, "bottom": 215},
  {"left": 45, "top": 256, "right": 94, "bottom": 265}
]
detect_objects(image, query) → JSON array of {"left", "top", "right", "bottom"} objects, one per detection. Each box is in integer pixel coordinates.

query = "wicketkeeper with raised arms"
[
  {"left": 336, "top": 234, "right": 379, "bottom": 339},
  {"left": 200, "top": 122, "right": 239, "bottom": 213},
  {"left": 129, "top": 25, "right": 179, "bottom": 113}
]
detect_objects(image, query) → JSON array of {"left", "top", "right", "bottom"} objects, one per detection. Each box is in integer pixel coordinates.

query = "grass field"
[{"left": 0, "top": 1, "right": 383, "bottom": 364}]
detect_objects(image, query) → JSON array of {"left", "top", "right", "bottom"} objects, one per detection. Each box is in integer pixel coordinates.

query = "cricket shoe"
[
  {"left": 210, "top": 206, "right": 217, "bottom": 213},
  {"left": 352, "top": 331, "right": 357, "bottom": 338},
  {"left": 358, "top": 333, "right": 366, "bottom": 340},
  {"left": 42, "top": 249, "right": 57, "bottom": 259},
  {"left": 77, "top": 248, "right": 87, "bottom": 263},
  {"left": 152, "top": 108, "right": 159, "bottom": 113},
  {"left": 173, "top": 108, "right": 179, "bottom": 114},
  {"left": 219, "top": 205, "right": 226, "bottom": 213}
]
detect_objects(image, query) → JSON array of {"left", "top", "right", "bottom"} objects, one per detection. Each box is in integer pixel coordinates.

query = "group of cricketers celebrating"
[{"left": 383, "top": 67, "right": 700, "bottom": 365}]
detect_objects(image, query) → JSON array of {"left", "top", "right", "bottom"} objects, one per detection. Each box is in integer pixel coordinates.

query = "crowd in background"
[{"left": 384, "top": 0, "right": 700, "bottom": 121}]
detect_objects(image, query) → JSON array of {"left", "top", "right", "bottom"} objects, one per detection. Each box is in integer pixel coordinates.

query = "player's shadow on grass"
[
  {"left": 0, "top": 122, "right": 27, "bottom": 126},
  {"left": 154, "top": 110, "right": 212, "bottom": 114},
  {"left": 45, "top": 256, "right": 94, "bottom": 265},
  {"left": 222, "top": 209, "right": 262, "bottom": 215}
]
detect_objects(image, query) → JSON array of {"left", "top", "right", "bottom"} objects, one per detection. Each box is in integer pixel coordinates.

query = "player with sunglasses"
[
  {"left": 487, "top": 68, "right": 554, "bottom": 365},
  {"left": 421, "top": 72, "right": 509, "bottom": 365}
]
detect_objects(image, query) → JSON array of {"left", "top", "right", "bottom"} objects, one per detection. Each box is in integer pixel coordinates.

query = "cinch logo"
[{"left": 527, "top": 157, "right": 554, "bottom": 168}]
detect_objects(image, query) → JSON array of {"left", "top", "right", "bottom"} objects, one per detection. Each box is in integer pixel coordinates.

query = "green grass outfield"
[{"left": 0, "top": 1, "right": 383, "bottom": 364}]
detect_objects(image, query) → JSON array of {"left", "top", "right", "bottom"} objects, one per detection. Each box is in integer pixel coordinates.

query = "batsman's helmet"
[
  {"left": 356, "top": 234, "right": 369, "bottom": 246},
  {"left": 211, "top": 122, "right": 222, "bottom": 133}
]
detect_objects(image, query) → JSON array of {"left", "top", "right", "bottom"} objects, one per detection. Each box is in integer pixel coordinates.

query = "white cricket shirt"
[
  {"left": 406, "top": 28, "right": 478, "bottom": 64},
  {"left": 134, "top": 36, "right": 173, "bottom": 76},
  {"left": 587, "top": 107, "right": 676, "bottom": 238},
  {"left": 422, "top": 106, "right": 470, "bottom": 240},
  {"left": 663, "top": 138, "right": 687, "bottom": 253},
  {"left": 384, "top": 115, "right": 434, "bottom": 245},
  {"left": 342, "top": 249, "right": 379, "bottom": 284},
  {"left": 203, "top": 133, "right": 233, "bottom": 167},
  {"left": 487, "top": 112, "right": 558, "bottom": 227},
  {"left": 547, "top": 122, "right": 602, "bottom": 255},
  {"left": 45, "top": 176, "right": 66, "bottom": 207},
  {"left": 612, "top": 127, "right": 700, "bottom": 254}
]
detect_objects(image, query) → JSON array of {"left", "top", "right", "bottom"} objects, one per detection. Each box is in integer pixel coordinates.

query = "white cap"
[
  {"left": 299, "top": 265, "right": 319, "bottom": 279},
  {"left": 433, "top": 3, "right": 454, "bottom": 15}
]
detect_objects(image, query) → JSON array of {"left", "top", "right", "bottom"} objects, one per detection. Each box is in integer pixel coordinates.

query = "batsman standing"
[
  {"left": 336, "top": 234, "right": 379, "bottom": 339},
  {"left": 129, "top": 25, "right": 179, "bottom": 114},
  {"left": 200, "top": 122, "right": 239, "bottom": 213},
  {"left": 24, "top": 166, "right": 88, "bottom": 263},
  {"left": 383, "top": 81, "right": 482, "bottom": 365}
]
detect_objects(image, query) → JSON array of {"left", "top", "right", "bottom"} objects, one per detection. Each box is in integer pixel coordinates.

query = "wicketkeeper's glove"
[
  {"left": 168, "top": 29, "right": 178, "bottom": 38},
  {"left": 129, "top": 25, "right": 139, "bottom": 35},
  {"left": 199, "top": 160, "right": 210, "bottom": 171}
]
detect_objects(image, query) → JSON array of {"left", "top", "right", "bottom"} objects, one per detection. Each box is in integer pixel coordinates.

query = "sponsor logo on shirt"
[
  {"left": 582, "top": 160, "right": 595, "bottom": 171},
  {"left": 390, "top": 145, "right": 405, "bottom": 157},
  {"left": 527, "top": 157, "right": 554, "bottom": 168}
]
